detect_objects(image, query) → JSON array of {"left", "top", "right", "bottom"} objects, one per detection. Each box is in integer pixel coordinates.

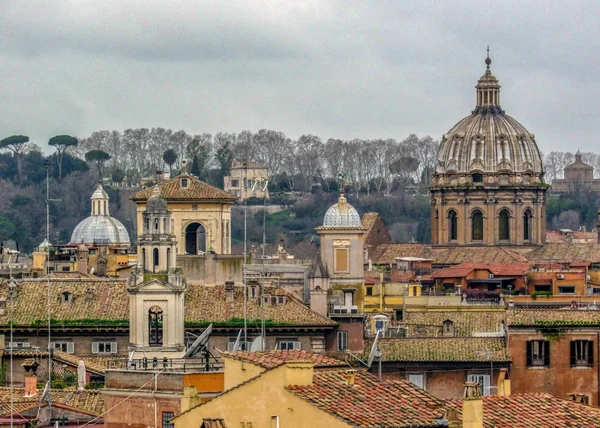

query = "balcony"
[{"left": 330, "top": 305, "right": 359, "bottom": 315}]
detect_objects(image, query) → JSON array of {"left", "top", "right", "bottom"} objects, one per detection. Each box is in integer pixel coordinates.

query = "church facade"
[{"left": 430, "top": 54, "right": 548, "bottom": 248}]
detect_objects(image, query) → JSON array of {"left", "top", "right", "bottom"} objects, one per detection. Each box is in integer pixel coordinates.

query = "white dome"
[
  {"left": 70, "top": 216, "right": 130, "bottom": 246},
  {"left": 323, "top": 195, "right": 361, "bottom": 227}
]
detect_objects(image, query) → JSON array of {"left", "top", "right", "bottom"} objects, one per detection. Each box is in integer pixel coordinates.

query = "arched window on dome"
[
  {"left": 448, "top": 210, "right": 458, "bottom": 242},
  {"left": 498, "top": 209, "right": 510, "bottom": 241},
  {"left": 472, "top": 210, "right": 484, "bottom": 241},
  {"left": 523, "top": 209, "right": 532, "bottom": 241}
]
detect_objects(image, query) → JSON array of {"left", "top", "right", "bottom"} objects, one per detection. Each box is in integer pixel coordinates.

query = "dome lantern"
[{"left": 474, "top": 48, "right": 503, "bottom": 114}]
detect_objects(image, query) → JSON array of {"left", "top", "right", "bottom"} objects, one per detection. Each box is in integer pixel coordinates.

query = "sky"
[{"left": 1, "top": 1, "right": 599, "bottom": 154}]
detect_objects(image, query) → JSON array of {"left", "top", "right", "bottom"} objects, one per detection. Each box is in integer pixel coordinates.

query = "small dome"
[
  {"left": 323, "top": 195, "right": 361, "bottom": 227},
  {"left": 70, "top": 216, "right": 130, "bottom": 246},
  {"left": 38, "top": 238, "right": 52, "bottom": 250},
  {"left": 146, "top": 186, "right": 168, "bottom": 213}
]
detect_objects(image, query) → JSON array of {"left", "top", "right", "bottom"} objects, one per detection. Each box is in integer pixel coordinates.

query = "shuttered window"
[
  {"left": 334, "top": 248, "right": 349, "bottom": 273},
  {"left": 526, "top": 340, "right": 549, "bottom": 366},
  {"left": 571, "top": 340, "right": 593, "bottom": 366}
]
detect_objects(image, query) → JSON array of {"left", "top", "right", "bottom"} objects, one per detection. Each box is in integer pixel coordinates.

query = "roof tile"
[{"left": 131, "top": 174, "right": 236, "bottom": 202}]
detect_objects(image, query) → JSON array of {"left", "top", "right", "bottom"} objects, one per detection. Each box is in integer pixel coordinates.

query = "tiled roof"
[
  {"left": 286, "top": 370, "right": 445, "bottom": 427},
  {"left": 525, "top": 243, "right": 600, "bottom": 263},
  {"left": 402, "top": 310, "right": 506, "bottom": 337},
  {"left": 0, "top": 278, "right": 129, "bottom": 326},
  {"left": 7, "top": 350, "right": 111, "bottom": 375},
  {"left": 0, "top": 279, "right": 334, "bottom": 328},
  {"left": 231, "top": 161, "right": 265, "bottom": 169},
  {"left": 0, "top": 387, "right": 103, "bottom": 416},
  {"left": 361, "top": 212, "right": 393, "bottom": 248},
  {"left": 222, "top": 350, "right": 346, "bottom": 369},
  {"left": 431, "top": 263, "right": 531, "bottom": 279},
  {"left": 507, "top": 308, "right": 600, "bottom": 326},
  {"left": 445, "top": 393, "right": 600, "bottom": 427},
  {"left": 432, "top": 247, "right": 529, "bottom": 266},
  {"left": 131, "top": 174, "right": 236, "bottom": 202},
  {"left": 369, "top": 244, "right": 432, "bottom": 264},
  {"left": 185, "top": 284, "right": 336, "bottom": 327},
  {"left": 372, "top": 337, "right": 510, "bottom": 362}
]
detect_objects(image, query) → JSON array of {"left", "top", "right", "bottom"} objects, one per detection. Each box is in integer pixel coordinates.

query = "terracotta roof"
[
  {"left": 7, "top": 350, "right": 111, "bottom": 375},
  {"left": 369, "top": 244, "right": 432, "bottom": 264},
  {"left": 0, "top": 278, "right": 129, "bottom": 326},
  {"left": 525, "top": 243, "right": 600, "bottom": 263},
  {"left": 402, "top": 310, "right": 506, "bottom": 337},
  {"left": 222, "top": 350, "right": 346, "bottom": 370},
  {"left": 433, "top": 247, "right": 528, "bottom": 266},
  {"left": 372, "top": 337, "right": 510, "bottom": 362},
  {"left": 507, "top": 308, "right": 600, "bottom": 326},
  {"left": 361, "top": 212, "right": 393, "bottom": 247},
  {"left": 445, "top": 393, "right": 600, "bottom": 427},
  {"left": 286, "top": 370, "right": 445, "bottom": 427},
  {"left": 131, "top": 174, "right": 236, "bottom": 202},
  {"left": 201, "top": 419, "right": 228, "bottom": 428},
  {"left": 44, "top": 272, "right": 95, "bottom": 279},
  {"left": 432, "top": 263, "right": 531, "bottom": 279},
  {"left": 185, "top": 284, "right": 336, "bottom": 327},
  {"left": 0, "top": 279, "right": 333, "bottom": 328},
  {"left": 0, "top": 387, "right": 103, "bottom": 417}
]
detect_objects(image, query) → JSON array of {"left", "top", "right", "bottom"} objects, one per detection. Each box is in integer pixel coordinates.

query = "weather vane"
[{"left": 337, "top": 172, "right": 347, "bottom": 194}]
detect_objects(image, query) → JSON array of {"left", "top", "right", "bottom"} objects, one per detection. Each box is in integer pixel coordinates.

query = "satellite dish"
[
  {"left": 183, "top": 324, "right": 213, "bottom": 358},
  {"left": 367, "top": 329, "right": 382, "bottom": 368},
  {"left": 231, "top": 329, "right": 243, "bottom": 352},
  {"left": 249, "top": 336, "right": 264, "bottom": 352}
]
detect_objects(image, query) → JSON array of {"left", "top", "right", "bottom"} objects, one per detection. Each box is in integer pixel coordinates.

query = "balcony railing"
[{"left": 106, "top": 358, "right": 222, "bottom": 372}]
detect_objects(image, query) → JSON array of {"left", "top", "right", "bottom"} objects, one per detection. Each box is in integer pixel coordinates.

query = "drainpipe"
[{"left": 153, "top": 373, "right": 158, "bottom": 428}]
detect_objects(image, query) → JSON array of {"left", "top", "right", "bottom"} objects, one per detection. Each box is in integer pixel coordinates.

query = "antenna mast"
[{"left": 44, "top": 159, "right": 53, "bottom": 418}]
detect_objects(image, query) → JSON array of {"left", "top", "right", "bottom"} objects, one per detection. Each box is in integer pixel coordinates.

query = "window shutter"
[
  {"left": 92, "top": 342, "right": 99, "bottom": 354},
  {"left": 526, "top": 341, "right": 532, "bottom": 366},
  {"left": 588, "top": 341, "right": 594, "bottom": 365},
  {"left": 67, "top": 342, "right": 75, "bottom": 354},
  {"left": 543, "top": 341, "right": 550, "bottom": 366},
  {"left": 570, "top": 341, "right": 576, "bottom": 366},
  {"left": 112, "top": 342, "right": 118, "bottom": 354},
  {"left": 293, "top": 341, "right": 301, "bottom": 351}
]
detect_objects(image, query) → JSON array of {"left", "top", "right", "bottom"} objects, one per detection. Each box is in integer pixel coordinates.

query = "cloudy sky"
[{"left": 1, "top": 1, "right": 599, "bottom": 153}]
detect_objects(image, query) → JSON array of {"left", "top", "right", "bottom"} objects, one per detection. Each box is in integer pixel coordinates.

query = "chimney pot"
[{"left": 345, "top": 370, "right": 356, "bottom": 386}]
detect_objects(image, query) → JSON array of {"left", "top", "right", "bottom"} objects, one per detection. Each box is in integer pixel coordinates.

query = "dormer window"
[
  {"left": 62, "top": 292, "right": 73, "bottom": 303},
  {"left": 443, "top": 320, "right": 454, "bottom": 336},
  {"left": 181, "top": 178, "right": 189, "bottom": 188}
]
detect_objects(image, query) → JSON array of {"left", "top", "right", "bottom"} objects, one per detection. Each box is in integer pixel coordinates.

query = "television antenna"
[
  {"left": 231, "top": 329, "right": 243, "bottom": 352},
  {"left": 346, "top": 329, "right": 383, "bottom": 379}
]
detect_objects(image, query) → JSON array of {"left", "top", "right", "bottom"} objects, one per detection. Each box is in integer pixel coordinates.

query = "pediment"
[{"left": 128, "top": 277, "right": 181, "bottom": 292}]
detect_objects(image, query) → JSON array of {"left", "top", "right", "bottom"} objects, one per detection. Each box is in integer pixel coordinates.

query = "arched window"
[
  {"left": 148, "top": 306, "right": 163, "bottom": 346},
  {"left": 498, "top": 209, "right": 510, "bottom": 241},
  {"left": 145, "top": 218, "right": 149, "bottom": 233},
  {"left": 523, "top": 210, "right": 532, "bottom": 241},
  {"left": 448, "top": 210, "right": 458, "bottom": 241},
  {"left": 472, "top": 210, "right": 484, "bottom": 241},
  {"left": 166, "top": 248, "right": 171, "bottom": 271},
  {"left": 154, "top": 218, "right": 159, "bottom": 232},
  {"left": 153, "top": 248, "right": 159, "bottom": 270}
]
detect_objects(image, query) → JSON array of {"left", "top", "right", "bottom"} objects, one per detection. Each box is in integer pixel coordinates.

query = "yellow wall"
[
  {"left": 223, "top": 357, "right": 266, "bottom": 391},
  {"left": 136, "top": 201, "right": 232, "bottom": 255},
  {"left": 173, "top": 365, "right": 349, "bottom": 428}
]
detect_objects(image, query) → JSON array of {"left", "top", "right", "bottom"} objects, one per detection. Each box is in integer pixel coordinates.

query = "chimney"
[
  {"left": 225, "top": 280, "right": 235, "bottom": 303},
  {"left": 497, "top": 368, "right": 511, "bottom": 397},
  {"left": 23, "top": 360, "right": 40, "bottom": 397},
  {"left": 181, "top": 385, "right": 201, "bottom": 412},
  {"left": 345, "top": 370, "right": 356, "bottom": 386},
  {"left": 284, "top": 361, "right": 314, "bottom": 387},
  {"left": 462, "top": 382, "right": 483, "bottom": 428}
]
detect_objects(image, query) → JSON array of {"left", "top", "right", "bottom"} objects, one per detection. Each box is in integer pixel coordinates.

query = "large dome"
[
  {"left": 70, "top": 215, "right": 130, "bottom": 246},
  {"left": 434, "top": 55, "right": 544, "bottom": 183},
  {"left": 323, "top": 195, "right": 361, "bottom": 227},
  {"left": 69, "top": 184, "right": 131, "bottom": 247}
]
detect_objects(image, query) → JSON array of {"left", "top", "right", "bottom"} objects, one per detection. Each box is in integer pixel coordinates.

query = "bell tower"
[{"left": 128, "top": 186, "right": 186, "bottom": 357}]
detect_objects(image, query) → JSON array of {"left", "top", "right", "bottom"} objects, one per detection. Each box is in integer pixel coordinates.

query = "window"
[
  {"left": 231, "top": 179, "right": 240, "bottom": 187},
  {"left": 448, "top": 210, "right": 458, "bottom": 241},
  {"left": 344, "top": 291, "right": 354, "bottom": 307},
  {"left": 571, "top": 340, "right": 593, "bottom": 367},
  {"left": 523, "top": 210, "right": 532, "bottom": 241},
  {"left": 471, "top": 211, "right": 483, "bottom": 241},
  {"left": 407, "top": 373, "right": 425, "bottom": 389},
  {"left": 92, "top": 341, "right": 118, "bottom": 354},
  {"left": 148, "top": 306, "right": 163, "bottom": 346},
  {"left": 250, "top": 286, "right": 258, "bottom": 298},
  {"left": 443, "top": 320, "right": 454, "bottom": 336},
  {"left": 468, "top": 374, "right": 491, "bottom": 396},
  {"left": 277, "top": 340, "right": 301, "bottom": 351},
  {"left": 153, "top": 248, "right": 159, "bottom": 267},
  {"left": 366, "top": 286, "right": 373, "bottom": 296},
  {"left": 375, "top": 319, "right": 385, "bottom": 331},
  {"left": 180, "top": 178, "right": 189, "bottom": 188},
  {"left": 61, "top": 266, "right": 70, "bottom": 272},
  {"left": 8, "top": 340, "right": 31, "bottom": 349},
  {"left": 53, "top": 341, "right": 75, "bottom": 353},
  {"left": 270, "top": 416, "right": 280, "bottom": 428},
  {"left": 498, "top": 209, "right": 510, "bottom": 241},
  {"left": 62, "top": 292, "right": 73, "bottom": 303},
  {"left": 527, "top": 340, "right": 550, "bottom": 366},
  {"left": 227, "top": 338, "right": 252, "bottom": 351},
  {"left": 472, "top": 173, "right": 483, "bottom": 183},
  {"left": 394, "top": 309, "right": 404, "bottom": 321},
  {"left": 559, "top": 286, "right": 576, "bottom": 294},
  {"left": 337, "top": 331, "right": 348, "bottom": 351},
  {"left": 334, "top": 248, "right": 349, "bottom": 273},
  {"left": 162, "top": 411, "right": 174, "bottom": 428}
]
